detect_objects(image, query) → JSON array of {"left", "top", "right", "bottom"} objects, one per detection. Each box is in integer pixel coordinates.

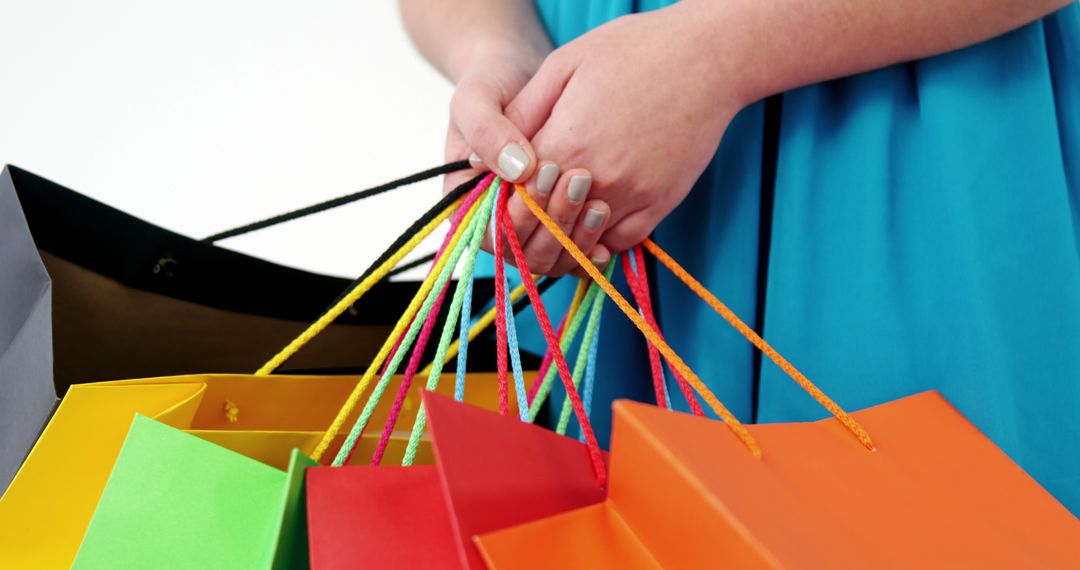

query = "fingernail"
[
  {"left": 584, "top": 208, "right": 606, "bottom": 230},
  {"left": 536, "top": 163, "right": 559, "bottom": 196},
  {"left": 567, "top": 175, "right": 592, "bottom": 204},
  {"left": 469, "top": 152, "right": 483, "bottom": 169},
  {"left": 498, "top": 143, "right": 529, "bottom": 181},
  {"left": 591, "top": 256, "right": 607, "bottom": 268}
]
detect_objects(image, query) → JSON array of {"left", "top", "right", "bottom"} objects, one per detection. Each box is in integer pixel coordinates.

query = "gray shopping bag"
[{"left": 0, "top": 167, "right": 56, "bottom": 491}]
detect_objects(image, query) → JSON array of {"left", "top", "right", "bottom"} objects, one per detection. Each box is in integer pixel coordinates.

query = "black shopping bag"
[{"left": 0, "top": 164, "right": 523, "bottom": 491}]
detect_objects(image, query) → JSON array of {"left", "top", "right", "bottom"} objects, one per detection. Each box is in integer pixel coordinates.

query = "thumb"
[
  {"left": 504, "top": 52, "right": 575, "bottom": 140},
  {"left": 450, "top": 76, "right": 536, "bottom": 183}
]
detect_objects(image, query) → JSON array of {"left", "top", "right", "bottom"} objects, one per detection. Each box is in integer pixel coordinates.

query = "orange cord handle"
[
  {"left": 642, "top": 239, "right": 875, "bottom": 451},
  {"left": 515, "top": 184, "right": 876, "bottom": 455},
  {"left": 514, "top": 185, "right": 762, "bottom": 458}
]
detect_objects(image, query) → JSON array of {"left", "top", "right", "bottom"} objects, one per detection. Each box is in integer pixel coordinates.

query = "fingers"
[
  {"left": 571, "top": 244, "right": 612, "bottom": 279},
  {"left": 548, "top": 200, "right": 609, "bottom": 276},
  {"left": 504, "top": 51, "right": 575, "bottom": 140},
  {"left": 599, "top": 212, "right": 652, "bottom": 255},
  {"left": 492, "top": 53, "right": 580, "bottom": 253},
  {"left": 496, "top": 160, "right": 559, "bottom": 259},
  {"left": 450, "top": 77, "right": 536, "bottom": 183},
  {"left": 520, "top": 168, "right": 594, "bottom": 275},
  {"left": 448, "top": 53, "right": 583, "bottom": 268}
]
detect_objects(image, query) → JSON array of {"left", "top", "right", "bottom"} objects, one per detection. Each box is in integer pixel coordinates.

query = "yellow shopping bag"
[
  {"left": 0, "top": 371, "right": 522, "bottom": 568},
  {"left": 0, "top": 173, "right": 532, "bottom": 568}
]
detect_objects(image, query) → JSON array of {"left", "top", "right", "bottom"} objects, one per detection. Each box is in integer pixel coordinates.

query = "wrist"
[
  {"left": 446, "top": 33, "right": 550, "bottom": 84},
  {"left": 673, "top": 0, "right": 773, "bottom": 109}
]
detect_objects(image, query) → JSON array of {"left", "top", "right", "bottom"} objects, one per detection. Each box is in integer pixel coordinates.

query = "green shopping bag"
[
  {"left": 72, "top": 415, "right": 315, "bottom": 569},
  {"left": 66, "top": 173, "right": 513, "bottom": 568}
]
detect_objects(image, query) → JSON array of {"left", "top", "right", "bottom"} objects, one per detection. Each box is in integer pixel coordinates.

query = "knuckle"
[
  {"left": 462, "top": 120, "right": 494, "bottom": 151},
  {"left": 554, "top": 206, "right": 581, "bottom": 228},
  {"left": 526, "top": 247, "right": 556, "bottom": 275},
  {"left": 533, "top": 259, "right": 555, "bottom": 276},
  {"left": 551, "top": 259, "right": 574, "bottom": 277},
  {"left": 504, "top": 104, "right": 528, "bottom": 131}
]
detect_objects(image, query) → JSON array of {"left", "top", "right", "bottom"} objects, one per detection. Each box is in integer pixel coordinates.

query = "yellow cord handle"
[
  {"left": 255, "top": 195, "right": 466, "bottom": 376},
  {"left": 310, "top": 195, "right": 483, "bottom": 461},
  {"left": 564, "top": 279, "right": 590, "bottom": 342}
]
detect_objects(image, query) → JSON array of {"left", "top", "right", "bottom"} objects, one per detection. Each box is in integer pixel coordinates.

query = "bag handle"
[
  {"left": 253, "top": 173, "right": 484, "bottom": 376},
  {"left": 400, "top": 252, "right": 558, "bottom": 465},
  {"left": 371, "top": 182, "right": 558, "bottom": 465},
  {"left": 203, "top": 160, "right": 471, "bottom": 242},
  {"left": 622, "top": 245, "right": 706, "bottom": 416},
  {"left": 316, "top": 178, "right": 608, "bottom": 484},
  {"left": 525, "top": 278, "right": 592, "bottom": 417},
  {"left": 316, "top": 177, "right": 494, "bottom": 464},
  {"left": 367, "top": 178, "right": 500, "bottom": 466},
  {"left": 398, "top": 187, "right": 503, "bottom": 466},
  {"left": 553, "top": 260, "right": 615, "bottom": 436},
  {"left": 494, "top": 182, "right": 608, "bottom": 483},
  {"left": 515, "top": 185, "right": 876, "bottom": 456}
]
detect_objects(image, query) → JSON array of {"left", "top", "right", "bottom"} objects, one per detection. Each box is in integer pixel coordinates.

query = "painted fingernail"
[
  {"left": 469, "top": 152, "right": 484, "bottom": 169},
  {"left": 567, "top": 175, "right": 592, "bottom": 204},
  {"left": 498, "top": 143, "right": 529, "bottom": 181},
  {"left": 536, "top": 163, "right": 559, "bottom": 196},
  {"left": 584, "top": 208, "right": 606, "bottom": 230}
]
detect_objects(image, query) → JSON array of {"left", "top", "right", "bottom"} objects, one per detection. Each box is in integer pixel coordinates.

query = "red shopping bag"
[
  {"left": 305, "top": 392, "right": 606, "bottom": 569},
  {"left": 306, "top": 181, "right": 610, "bottom": 569}
]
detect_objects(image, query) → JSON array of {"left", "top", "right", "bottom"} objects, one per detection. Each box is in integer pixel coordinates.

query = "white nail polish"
[
  {"left": 498, "top": 143, "right": 529, "bottom": 181},
  {"left": 469, "top": 152, "right": 484, "bottom": 169},
  {"left": 567, "top": 175, "right": 592, "bottom": 203},
  {"left": 584, "top": 208, "right": 606, "bottom": 230},
  {"left": 536, "top": 164, "right": 559, "bottom": 196}
]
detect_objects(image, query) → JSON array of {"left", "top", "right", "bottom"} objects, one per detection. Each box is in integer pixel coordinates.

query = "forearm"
[
  {"left": 399, "top": 0, "right": 553, "bottom": 82},
  {"left": 682, "top": 0, "right": 1073, "bottom": 106}
]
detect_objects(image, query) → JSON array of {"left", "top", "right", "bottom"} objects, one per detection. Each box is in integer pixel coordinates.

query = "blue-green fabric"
[{"left": 480, "top": 1, "right": 1079, "bottom": 512}]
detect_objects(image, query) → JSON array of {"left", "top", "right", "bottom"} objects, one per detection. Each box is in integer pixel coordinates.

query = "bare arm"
[
  {"left": 684, "top": 0, "right": 1073, "bottom": 105},
  {"left": 399, "top": 0, "right": 1073, "bottom": 274},
  {"left": 399, "top": 0, "right": 551, "bottom": 82}
]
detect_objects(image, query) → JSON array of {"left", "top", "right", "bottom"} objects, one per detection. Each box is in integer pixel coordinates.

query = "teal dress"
[{"left": 486, "top": 1, "right": 1079, "bottom": 512}]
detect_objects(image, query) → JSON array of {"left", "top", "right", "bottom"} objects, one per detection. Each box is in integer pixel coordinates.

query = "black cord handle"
[{"left": 202, "top": 160, "right": 471, "bottom": 243}]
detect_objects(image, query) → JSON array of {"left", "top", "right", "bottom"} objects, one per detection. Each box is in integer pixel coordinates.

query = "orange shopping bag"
[
  {"left": 478, "top": 391, "right": 1080, "bottom": 568},
  {"left": 477, "top": 195, "right": 1080, "bottom": 568}
]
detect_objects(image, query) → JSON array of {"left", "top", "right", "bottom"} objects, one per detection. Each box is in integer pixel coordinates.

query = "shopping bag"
[
  {"left": 0, "top": 163, "right": 508, "bottom": 492},
  {"left": 305, "top": 392, "right": 606, "bottom": 570},
  {"left": 478, "top": 391, "right": 1080, "bottom": 569},
  {"left": 0, "top": 167, "right": 55, "bottom": 492},
  {"left": 478, "top": 190, "right": 1080, "bottom": 568},
  {"left": 13, "top": 172, "right": 536, "bottom": 568},
  {"left": 303, "top": 180, "right": 612, "bottom": 570},
  {"left": 0, "top": 371, "right": 514, "bottom": 568},
  {"left": 306, "top": 465, "right": 460, "bottom": 569},
  {"left": 71, "top": 414, "right": 315, "bottom": 569},
  {"left": 4, "top": 163, "right": 497, "bottom": 389}
]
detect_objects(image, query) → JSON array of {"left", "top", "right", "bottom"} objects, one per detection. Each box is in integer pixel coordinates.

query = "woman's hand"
[
  {"left": 501, "top": 4, "right": 746, "bottom": 276},
  {"left": 405, "top": 0, "right": 1070, "bottom": 276},
  {"left": 442, "top": 39, "right": 614, "bottom": 275},
  {"left": 441, "top": 44, "right": 541, "bottom": 201}
]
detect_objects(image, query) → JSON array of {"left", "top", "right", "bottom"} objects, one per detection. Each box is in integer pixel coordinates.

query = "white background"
[{"left": 0, "top": 0, "right": 454, "bottom": 279}]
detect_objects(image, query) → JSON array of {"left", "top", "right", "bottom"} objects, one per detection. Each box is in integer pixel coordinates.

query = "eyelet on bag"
[{"left": 152, "top": 257, "right": 178, "bottom": 278}]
